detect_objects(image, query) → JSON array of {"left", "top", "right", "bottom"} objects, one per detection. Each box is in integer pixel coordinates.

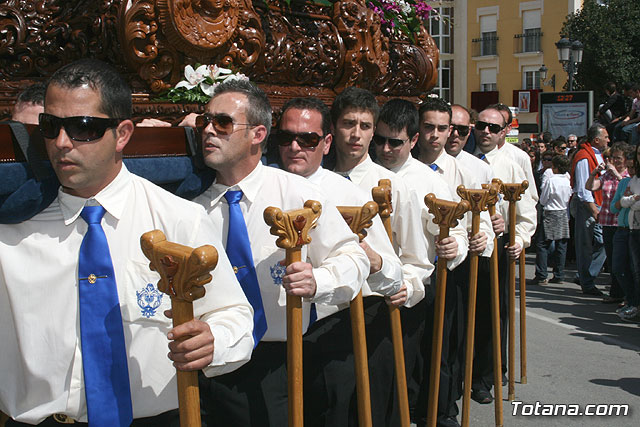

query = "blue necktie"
[
  {"left": 225, "top": 191, "right": 268, "bottom": 344},
  {"left": 429, "top": 163, "right": 438, "bottom": 171},
  {"left": 78, "top": 205, "right": 132, "bottom": 427},
  {"left": 477, "top": 153, "right": 487, "bottom": 161}
]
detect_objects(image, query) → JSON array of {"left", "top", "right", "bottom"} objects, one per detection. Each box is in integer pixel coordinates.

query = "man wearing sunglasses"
[
  {"left": 330, "top": 88, "right": 438, "bottom": 424},
  {"left": 490, "top": 103, "right": 539, "bottom": 203},
  {"left": 0, "top": 59, "right": 255, "bottom": 426},
  {"left": 276, "top": 96, "right": 406, "bottom": 425},
  {"left": 472, "top": 107, "right": 537, "bottom": 402},
  {"left": 374, "top": 99, "right": 467, "bottom": 426},
  {"left": 192, "top": 80, "right": 370, "bottom": 426}
]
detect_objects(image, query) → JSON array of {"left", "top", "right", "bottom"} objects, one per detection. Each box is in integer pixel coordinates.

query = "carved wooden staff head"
[
  {"left": 263, "top": 200, "right": 322, "bottom": 250},
  {"left": 140, "top": 230, "right": 218, "bottom": 302},
  {"left": 337, "top": 201, "right": 379, "bottom": 242},
  {"left": 481, "top": 178, "right": 503, "bottom": 207},
  {"left": 371, "top": 179, "right": 392, "bottom": 221},
  {"left": 457, "top": 184, "right": 499, "bottom": 214},
  {"left": 500, "top": 180, "right": 529, "bottom": 203},
  {"left": 424, "top": 193, "right": 470, "bottom": 229}
]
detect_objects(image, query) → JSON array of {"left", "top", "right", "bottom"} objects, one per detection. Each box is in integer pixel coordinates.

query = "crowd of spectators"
[{"left": 521, "top": 82, "right": 640, "bottom": 321}]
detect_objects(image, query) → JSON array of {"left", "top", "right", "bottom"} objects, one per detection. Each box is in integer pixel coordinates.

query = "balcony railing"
[
  {"left": 514, "top": 30, "right": 542, "bottom": 54},
  {"left": 472, "top": 34, "right": 499, "bottom": 57}
]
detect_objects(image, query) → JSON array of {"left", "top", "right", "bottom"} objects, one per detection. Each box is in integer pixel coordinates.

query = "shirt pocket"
[{"left": 120, "top": 259, "right": 172, "bottom": 325}]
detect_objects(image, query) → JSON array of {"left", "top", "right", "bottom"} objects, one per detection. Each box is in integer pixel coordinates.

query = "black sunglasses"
[
  {"left": 451, "top": 124, "right": 471, "bottom": 137},
  {"left": 475, "top": 121, "right": 505, "bottom": 134},
  {"left": 38, "top": 113, "right": 123, "bottom": 142},
  {"left": 196, "top": 113, "right": 253, "bottom": 135},
  {"left": 274, "top": 130, "right": 324, "bottom": 148},
  {"left": 372, "top": 134, "right": 408, "bottom": 148}
]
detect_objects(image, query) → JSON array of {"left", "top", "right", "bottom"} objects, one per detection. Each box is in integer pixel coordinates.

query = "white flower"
[
  {"left": 210, "top": 65, "right": 233, "bottom": 81},
  {"left": 200, "top": 81, "right": 218, "bottom": 96},
  {"left": 175, "top": 64, "right": 209, "bottom": 90},
  {"left": 222, "top": 73, "right": 250, "bottom": 82},
  {"left": 398, "top": 0, "right": 412, "bottom": 15}
]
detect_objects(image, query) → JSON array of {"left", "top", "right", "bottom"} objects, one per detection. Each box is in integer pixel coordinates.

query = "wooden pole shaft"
[
  {"left": 375, "top": 190, "right": 410, "bottom": 427},
  {"left": 488, "top": 205, "right": 504, "bottom": 427},
  {"left": 350, "top": 290, "right": 373, "bottom": 427},
  {"left": 171, "top": 299, "right": 201, "bottom": 427},
  {"left": 389, "top": 305, "right": 410, "bottom": 426},
  {"left": 508, "top": 202, "right": 517, "bottom": 401},
  {"left": 519, "top": 250, "right": 527, "bottom": 384},
  {"left": 427, "top": 226, "right": 450, "bottom": 427},
  {"left": 286, "top": 248, "right": 304, "bottom": 427},
  {"left": 461, "top": 213, "right": 481, "bottom": 427}
]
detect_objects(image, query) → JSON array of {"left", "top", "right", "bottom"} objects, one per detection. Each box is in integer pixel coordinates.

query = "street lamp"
[
  {"left": 555, "top": 37, "right": 583, "bottom": 91},
  {"left": 538, "top": 64, "right": 556, "bottom": 91}
]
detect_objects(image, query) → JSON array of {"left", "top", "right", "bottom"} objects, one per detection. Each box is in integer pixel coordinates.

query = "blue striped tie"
[
  {"left": 78, "top": 205, "right": 132, "bottom": 427},
  {"left": 225, "top": 191, "right": 268, "bottom": 345},
  {"left": 429, "top": 163, "right": 438, "bottom": 171}
]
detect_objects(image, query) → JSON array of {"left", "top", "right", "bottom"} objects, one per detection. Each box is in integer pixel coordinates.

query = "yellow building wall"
[{"left": 465, "top": 0, "right": 574, "bottom": 124}]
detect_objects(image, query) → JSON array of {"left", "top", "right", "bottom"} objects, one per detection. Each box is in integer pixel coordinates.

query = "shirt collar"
[
  {"left": 207, "top": 161, "right": 264, "bottom": 207},
  {"left": 335, "top": 154, "right": 373, "bottom": 182},
  {"left": 390, "top": 156, "right": 412, "bottom": 174},
  {"left": 474, "top": 146, "right": 499, "bottom": 163},
  {"left": 58, "top": 164, "right": 132, "bottom": 226}
]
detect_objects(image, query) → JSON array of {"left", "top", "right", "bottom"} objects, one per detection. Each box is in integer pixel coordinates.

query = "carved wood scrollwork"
[{"left": 0, "top": 0, "right": 439, "bottom": 106}]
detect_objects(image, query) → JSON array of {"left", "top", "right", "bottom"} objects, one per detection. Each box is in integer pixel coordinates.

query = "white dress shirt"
[
  {"left": 0, "top": 166, "right": 254, "bottom": 423},
  {"left": 334, "top": 155, "right": 432, "bottom": 307},
  {"left": 193, "top": 162, "right": 370, "bottom": 340},
  {"left": 475, "top": 147, "right": 537, "bottom": 249},
  {"left": 541, "top": 168, "right": 570, "bottom": 189},
  {"left": 391, "top": 156, "right": 470, "bottom": 266},
  {"left": 426, "top": 151, "right": 495, "bottom": 258},
  {"left": 499, "top": 141, "right": 540, "bottom": 202},
  {"left": 540, "top": 173, "right": 572, "bottom": 211},
  {"left": 306, "top": 167, "right": 403, "bottom": 317},
  {"left": 574, "top": 148, "right": 604, "bottom": 203},
  {"left": 455, "top": 150, "right": 495, "bottom": 186}
]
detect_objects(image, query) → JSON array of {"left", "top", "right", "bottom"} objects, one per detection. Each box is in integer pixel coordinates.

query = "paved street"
[{"left": 465, "top": 252, "right": 640, "bottom": 426}]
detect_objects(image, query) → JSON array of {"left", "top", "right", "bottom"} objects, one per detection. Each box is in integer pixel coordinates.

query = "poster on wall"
[
  {"left": 539, "top": 92, "right": 593, "bottom": 138},
  {"left": 518, "top": 91, "right": 530, "bottom": 113}
]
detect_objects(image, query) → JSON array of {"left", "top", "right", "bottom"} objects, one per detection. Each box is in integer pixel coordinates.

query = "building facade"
[{"left": 427, "top": 0, "right": 584, "bottom": 136}]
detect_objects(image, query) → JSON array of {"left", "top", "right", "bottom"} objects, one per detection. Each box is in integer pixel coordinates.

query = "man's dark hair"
[
  {"left": 331, "top": 86, "right": 380, "bottom": 125},
  {"left": 280, "top": 97, "right": 331, "bottom": 137},
  {"left": 622, "top": 82, "right": 633, "bottom": 92},
  {"left": 604, "top": 81, "right": 617, "bottom": 94},
  {"left": 379, "top": 99, "right": 419, "bottom": 138},
  {"left": 552, "top": 139, "right": 566, "bottom": 150},
  {"left": 213, "top": 79, "right": 273, "bottom": 139},
  {"left": 16, "top": 83, "right": 46, "bottom": 106},
  {"left": 47, "top": 59, "right": 132, "bottom": 119},
  {"left": 418, "top": 97, "right": 452, "bottom": 123},
  {"left": 552, "top": 155, "right": 570, "bottom": 174},
  {"left": 487, "top": 103, "right": 512, "bottom": 125},
  {"left": 587, "top": 123, "right": 606, "bottom": 142}
]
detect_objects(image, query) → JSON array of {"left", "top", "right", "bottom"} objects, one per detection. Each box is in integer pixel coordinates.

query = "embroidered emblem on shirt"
[
  {"left": 136, "top": 283, "right": 163, "bottom": 318},
  {"left": 270, "top": 262, "right": 286, "bottom": 285}
]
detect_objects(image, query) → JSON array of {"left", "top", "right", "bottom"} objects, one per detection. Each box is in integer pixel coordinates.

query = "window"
[
  {"left": 478, "top": 14, "right": 498, "bottom": 56},
  {"left": 428, "top": 7, "right": 453, "bottom": 54},
  {"left": 523, "top": 28, "right": 541, "bottom": 52},
  {"left": 521, "top": 9, "right": 541, "bottom": 53},
  {"left": 480, "top": 68, "right": 497, "bottom": 92},
  {"left": 523, "top": 70, "right": 540, "bottom": 90}
]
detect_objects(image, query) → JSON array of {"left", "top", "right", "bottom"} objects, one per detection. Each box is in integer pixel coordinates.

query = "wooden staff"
[
  {"left": 424, "top": 194, "right": 470, "bottom": 427},
  {"left": 337, "top": 201, "right": 379, "bottom": 427},
  {"left": 499, "top": 181, "right": 528, "bottom": 402},
  {"left": 519, "top": 250, "right": 527, "bottom": 385},
  {"left": 481, "top": 179, "right": 504, "bottom": 427},
  {"left": 456, "top": 185, "right": 497, "bottom": 427},
  {"left": 372, "top": 179, "right": 410, "bottom": 427},
  {"left": 263, "top": 200, "right": 322, "bottom": 427},
  {"left": 141, "top": 230, "right": 219, "bottom": 427}
]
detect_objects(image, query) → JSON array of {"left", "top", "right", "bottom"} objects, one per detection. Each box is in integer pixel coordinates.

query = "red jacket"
[{"left": 570, "top": 142, "right": 603, "bottom": 206}]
